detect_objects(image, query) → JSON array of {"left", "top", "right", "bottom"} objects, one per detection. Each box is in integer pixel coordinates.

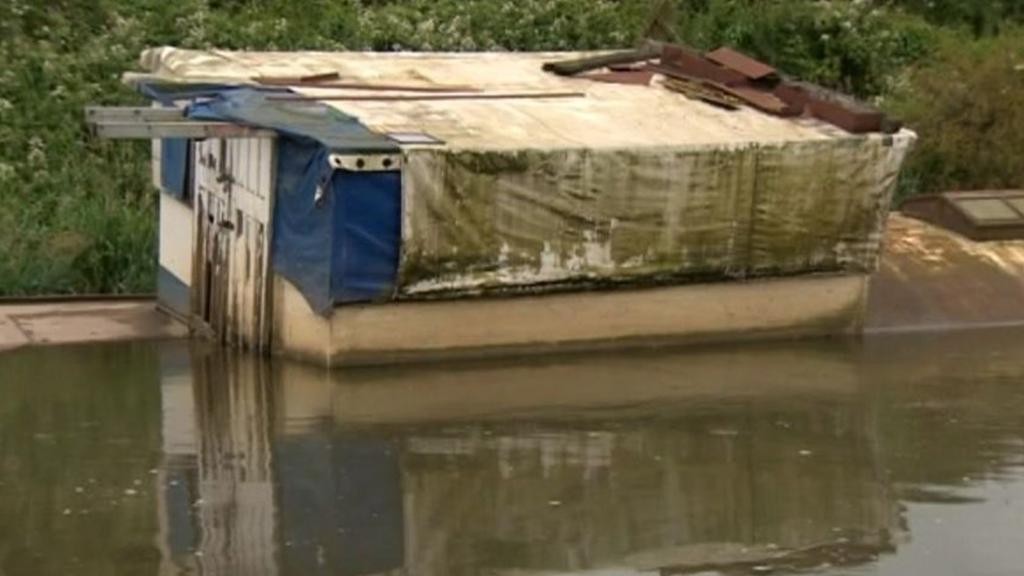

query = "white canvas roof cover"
[
  {"left": 132, "top": 48, "right": 916, "bottom": 299},
  {"left": 133, "top": 47, "right": 873, "bottom": 150}
]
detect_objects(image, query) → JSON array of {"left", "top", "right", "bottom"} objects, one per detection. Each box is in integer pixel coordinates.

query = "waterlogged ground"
[{"left": 2, "top": 330, "right": 1024, "bottom": 576}]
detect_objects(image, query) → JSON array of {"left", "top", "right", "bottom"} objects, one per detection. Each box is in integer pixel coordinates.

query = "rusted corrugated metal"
[
  {"left": 705, "top": 47, "right": 777, "bottom": 81},
  {"left": 774, "top": 82, "right": 886, "bottom": 134},
  {"left": 720, "top": 84, "right": 799, "bottom": 116},
  {"left": 650, "top": 62, "right": 798, "bottom": 116},
  {"left": 659, "top": 44, "right": 747, "bottom": 85},
  {"left": 645, "top": 45, "right": 887, "bottom": 132},
  {"left": 662, "top": 76, "right": 741, "bottom": 109}
]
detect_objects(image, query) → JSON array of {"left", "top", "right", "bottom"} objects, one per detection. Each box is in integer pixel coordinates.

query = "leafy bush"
[
  {"left": 0, "top": 0, "right": 1018, "bottom": 295},
  {"left": 0, "top": 1, "right": 155, "bottom": 295},
  {"left": 673, "top": 0, "right": 936, "bottom": 98},
  {"left": 887, "top": 28, "right": 1024, "bottom": 196},
  {"left": 888, "top": 0, "right": 1024, "bottom": 37},
  {"left": 356, "top": 0, "right": 650, "bottom": 51}
]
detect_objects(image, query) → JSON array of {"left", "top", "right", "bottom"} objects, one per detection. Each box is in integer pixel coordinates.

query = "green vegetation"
[
  {"left": 887, "top": 28, "right": 1024, "bottom": 195},
  {"left": 0, "top": 0, "right": 1021, "bottom": 295}
]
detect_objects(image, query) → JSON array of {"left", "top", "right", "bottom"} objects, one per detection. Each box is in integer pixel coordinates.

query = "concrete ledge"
[
  {"left": 274, "top": 273, "right": 868, "bottom": 367},
  {"left": 867, "top": 214, "right": 1024, "bottom": 333},
  {"left": 0, "top": 299, "right": 188, "bottom": 353}
]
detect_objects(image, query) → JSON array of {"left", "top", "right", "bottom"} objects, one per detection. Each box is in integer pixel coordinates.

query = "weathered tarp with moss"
[
  {"left": 396, "top": 136, "right": 911, "bottom": 296},
  {"left": 130, "top": 48, "right": 914, "bottom": 300}
]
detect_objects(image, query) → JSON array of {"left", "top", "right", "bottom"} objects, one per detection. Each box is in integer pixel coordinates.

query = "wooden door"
[
  {"left": 192, "top": 186, "right": 231, "bottom": 342},
  {"left": 191, "top": 137, "right": 275, "bottom": 350}
]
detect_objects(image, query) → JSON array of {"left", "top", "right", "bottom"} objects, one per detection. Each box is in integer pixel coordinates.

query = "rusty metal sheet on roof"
[
  {"left": 720, "top": 85, "right": 798, "bottom": 116},
  {"left": 662, "top": 77, "right": 741, "bottom": 110},
  {"left": 705, "top": 48, "right": 777, "bottom": 81},
  {"left": 807, "top": 98, "right": 884, "bottom": 134},
  {"left": 774, "top": 82, "right": 885, "bottom": 133},
  {"left": 660, "top": 44, "right": 746, "bottom": 85}
]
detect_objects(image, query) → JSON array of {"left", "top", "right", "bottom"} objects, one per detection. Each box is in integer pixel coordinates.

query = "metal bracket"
[
  {"left": 84, "top": 106, "right": 276, "bottom": 140},
  {"left": 85, "top": 106, "right": 185, "bottom": 122}
]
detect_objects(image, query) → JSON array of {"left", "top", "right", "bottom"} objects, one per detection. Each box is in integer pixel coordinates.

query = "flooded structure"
[{"left": 92, "top": 46, "right": 915, "bottom": 365}]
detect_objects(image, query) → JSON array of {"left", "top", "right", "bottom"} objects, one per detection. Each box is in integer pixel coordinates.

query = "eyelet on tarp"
[
  {"left": 328, "top": 153, "right": 403, "bottom": 172},
  {"left": 314, "top": 167, "right": 332, "bottom": 209}
]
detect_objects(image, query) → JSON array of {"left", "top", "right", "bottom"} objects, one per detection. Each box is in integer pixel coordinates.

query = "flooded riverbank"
[{"left": 2, "top": 329, "right": 1024, "bottom": 575}]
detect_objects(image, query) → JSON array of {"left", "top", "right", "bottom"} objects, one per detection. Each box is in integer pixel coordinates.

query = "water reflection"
[
  {"left": 164, "top": 341, "right": 898, "bottom": 576},
  {"left": 3, "top": 330, "right": 1024, "bottom": 576}
]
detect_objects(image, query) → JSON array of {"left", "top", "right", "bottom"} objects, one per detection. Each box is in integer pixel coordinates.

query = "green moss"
[{"left": 451, "top": 151, "right": 533, "bottom": 175}]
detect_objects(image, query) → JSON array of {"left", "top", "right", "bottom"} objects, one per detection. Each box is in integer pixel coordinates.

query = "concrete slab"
[
  {"left": 274, "top": 272, "right": 870, "bottom": 367},
  {"left": 0, "top": 299, "right": 188, "bottom": 352},
  {"left": 0, "top": 315, "right": 30, "bottom": 352},
  {"left": 867, "top": 214, "right": 1024, "bottom": 332}
]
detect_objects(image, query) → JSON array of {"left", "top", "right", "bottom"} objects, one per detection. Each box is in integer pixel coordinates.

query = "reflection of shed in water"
[
  {"left": 104, "top": 47, "right": 913, "bottom": 366},
  {"left": 392, "top": 418, "right": 894, "bottom": 575},
  {"left": 155, "top": 345, "right": 898, "bottom": 575},
  {"left": 156, "top": 349, "right": 278, "bottom": 576}
]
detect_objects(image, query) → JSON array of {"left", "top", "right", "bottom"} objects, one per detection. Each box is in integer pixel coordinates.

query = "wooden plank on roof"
[
  {"left": 256, "top": 78, "right": 482, "bottom": 92},
  {"left": 267, "top": 91, "right": 586, "bottom": 102}
]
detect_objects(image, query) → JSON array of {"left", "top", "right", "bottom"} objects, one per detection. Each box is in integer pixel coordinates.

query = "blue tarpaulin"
[
  {"left": 138, "top": 82, "right": 253, "bottom": 105},
  {"left": 186, "top": 88, "right": 397, "bottom": 153},
  {"left": 142, "top": 84, "right": 403, "bottom": 314},
  {"left": 331, "top": 170, "right": 402, "bottom": 304},
  {"left": 159, "top": 137, "right": 190, "bottom": 199},
  {"left": 269, "top": 137, "right": 401, "bottom": 313},
  {"left": 269, "top": 137, "right": 335, "bottom": 312}
]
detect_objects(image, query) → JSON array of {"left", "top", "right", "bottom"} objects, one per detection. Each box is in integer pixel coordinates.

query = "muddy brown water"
[{"left": 2, "top": 330, "right": 1024, "bottom": 576}]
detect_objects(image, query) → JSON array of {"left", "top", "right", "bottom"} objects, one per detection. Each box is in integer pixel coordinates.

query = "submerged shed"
[{"left": 105, "top": 47, "right": 915, "bottom": 364}]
